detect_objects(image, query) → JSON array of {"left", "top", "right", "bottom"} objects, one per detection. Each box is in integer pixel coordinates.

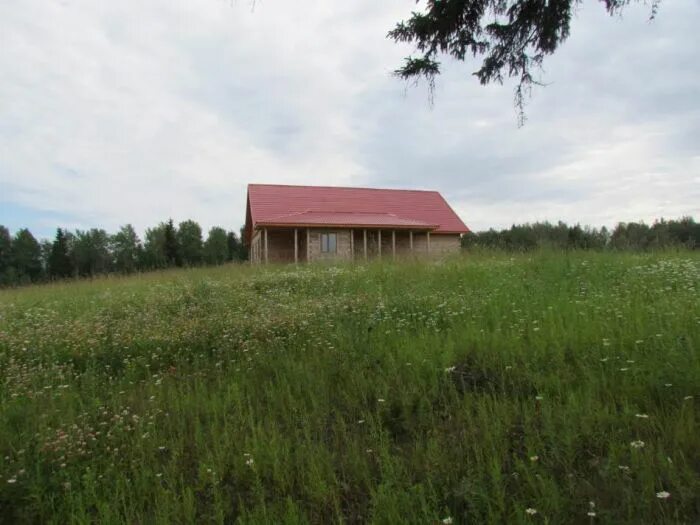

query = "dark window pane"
[
  {"left": 321, "top": 233, "right": 328, "bottom": 252},
  {"left": 328, "top": 233, "right": 337, "bottom": 253}
]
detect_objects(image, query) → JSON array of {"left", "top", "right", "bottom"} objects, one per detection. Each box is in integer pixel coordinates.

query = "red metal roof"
[
  {"left": 258, "top": 211, "right": 438, "bottom": 229},
  {"left": 245, "top": 184, "right": 469, "bottom": 241}
]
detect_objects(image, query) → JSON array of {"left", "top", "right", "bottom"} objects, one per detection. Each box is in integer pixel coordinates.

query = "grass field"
[{"left": 0, "top": 251, "right": 698, "bottom": 524}]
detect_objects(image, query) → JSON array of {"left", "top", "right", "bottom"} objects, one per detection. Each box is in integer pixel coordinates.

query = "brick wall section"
[
  {"left": 308, "top": 229, "right": 352, "bottom": 262},
  {"left": 412, "top": 233, "right": 461, "bottom": 256},
  {"left": 252, "top": 228, "right": 461, "bottom": 263},
  {"left": 428, "top": 233, "right": 461, "bottom": 256}
]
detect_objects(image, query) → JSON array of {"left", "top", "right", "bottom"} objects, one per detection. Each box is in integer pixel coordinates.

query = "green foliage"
[
  {"left": 611, "top": 217, "right": 699, "bottom": 250},
  {"left": 464, "top": 218, "right": 697, "bottom": 251},
  {"left": 110, "top": 224, "right": 142, "bottom": 274},
  {"left": 0, "top": 252, "right": 698, "bottom": 523},
  {"left": 72, "top": 229, "right": 112, "bottom": 277},
  {"left": 48, "top": 228, "right": 74, "bottom": 279},
  {"left": 389, "top": 0, "right": 657, "bottom": 123},
  {"left": 204, "top": 227, "right": 229, "bottom": 265},
  {"left": 0, "top": 226, "right": 11, "bottom": 285},
  {"left": 164, "top": 219, "right": 180, "bottom": 267},
  {"left": 228, "top": 229, "right": 245, "bottom": 261},
  {"left": 1, "top": 219, "right": 236, "bottom": 286},
  {"left": 177, "top": 220, "right": 203, "bottom": 266},
  {"left": 143, "top": 223, "right": 168, "bottom": 269},
  {"left": 9, "top": 228, "right": 42, "bottom": 284}
]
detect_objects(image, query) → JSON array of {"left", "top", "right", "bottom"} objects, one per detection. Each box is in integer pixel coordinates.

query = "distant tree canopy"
[
  {"left": 164, "top": 219, "right": 180, "bottom": 267},
  {"left": 73, "top": 229, "right": 111, "bottom": 277},
  {"left": 110, "top": 224, "right": 142, "bottom": 274},
  {"left": 177, "top": 220, "right": 204, "bottom": 266},
  {"left": 48, "top": 228, "right": 73, "bottom": 279},
  {"left": 0, "top": 216, "right": 696, "bottom": 287},
  {"left": 0, "top": 226, "right": 11, "bottom": 285},
  {"left": 10, "top": 229, "right": 43, "bottom": 284},
  {"left": 389, "top": 0, "right": 659, "bottom": 123},
  {"left": 204, "top": 227, "right": 229, "bottom": 265},
  {"left": 463, "top": 217, "right": 698, "bottom": 251},
  {"left": 0, "top": 220, "right": 247, "bottom": 287}
]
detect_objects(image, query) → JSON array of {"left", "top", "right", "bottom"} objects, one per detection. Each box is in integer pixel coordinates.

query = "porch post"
[
  {"left": 378, "top": 230, "right": 382, "bottom": 258},
  {"left": 409, "top": 230, "right": 413, "bottom": 252},
  {"left": 306, "top": 228, "right": 310, "bottom": 262},
  {"left": 264, "top": 228, "right": 268, "bottom": 264},
  {"left": 363, "top": 229, "right": 367, "bottom": 260},
  {"left": 350, "top": 229, "right": 354, "bottom": 261},
  {"left": 392, "top": 230, "right": 396, "bottom": 260},
  {"left": 427, "top": 231, "right": 431, "bottom": 254},
  {"left": 294, "top": 228, "right": 298, "bottom": 263}
]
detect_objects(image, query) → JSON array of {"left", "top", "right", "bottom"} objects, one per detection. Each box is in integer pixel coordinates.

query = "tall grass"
[{"left": 0, "top": 251, "right": 698, "bottom": 523}]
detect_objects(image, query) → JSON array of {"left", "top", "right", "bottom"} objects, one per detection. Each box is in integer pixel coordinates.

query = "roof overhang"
[
  {"left": 254, "top": 211, "right": 440, "bottom": 231},
  {"left": 256, "top": 221, "right": 438, "bottom": 231}
]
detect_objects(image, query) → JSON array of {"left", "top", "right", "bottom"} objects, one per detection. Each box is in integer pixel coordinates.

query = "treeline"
[
  {"left": 462, "top": 217, "right": 699, "bottom": 251},
  {"left": 0, "top": 219, "right": 247, "bottom": 286}
]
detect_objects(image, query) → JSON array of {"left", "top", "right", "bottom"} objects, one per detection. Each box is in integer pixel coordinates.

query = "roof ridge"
[{"left": 248, "top": 183, "right": 440, "bottom": 194}]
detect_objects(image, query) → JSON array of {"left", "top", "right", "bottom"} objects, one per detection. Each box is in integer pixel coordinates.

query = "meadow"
[{"left": 0, "top": 251, "right": 698, "bottom": 524}]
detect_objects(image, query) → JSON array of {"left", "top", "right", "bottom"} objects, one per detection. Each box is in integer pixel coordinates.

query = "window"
[{"left": 320, "top": 232, "right": 337, "bottom": 253}]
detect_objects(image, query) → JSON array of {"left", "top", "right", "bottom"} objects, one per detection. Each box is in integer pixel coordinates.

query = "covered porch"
[{"left": 249, "top": 226, "right": 435, "bottom": 264}]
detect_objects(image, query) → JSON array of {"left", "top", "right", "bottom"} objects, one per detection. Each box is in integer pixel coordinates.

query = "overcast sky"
[{"left": 1, "top": 0, "right": 698, "bottom": 238}]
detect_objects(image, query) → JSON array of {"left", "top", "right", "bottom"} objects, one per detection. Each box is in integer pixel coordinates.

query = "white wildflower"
[
  {"left": 635, "top": 414, "right": 649, "bottom": 419},
  {"left": 656, "top": 490, "right": 670, "bottom": 499},
  {"left": 630, "top": 440, "right": 645, "bottom": 449},
  {"left": 442, "top": 518, "right": 453, "bottom": 524},
  {"left": 587, "top": 501, "right": 596, "bottom": 517},
  {"left": 525, "top": 508, "right": 537, "bottom": 515}
]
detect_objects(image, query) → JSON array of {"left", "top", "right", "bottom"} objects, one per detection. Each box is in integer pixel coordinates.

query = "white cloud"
[{"left": 0, "top": 0, "right": 698, "bottom": 238}]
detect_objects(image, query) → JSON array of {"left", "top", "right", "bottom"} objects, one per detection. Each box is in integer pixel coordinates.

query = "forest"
[
  {"left": 462, "top": 217, "right": 699, "bottom": 251},
  {"left": 0, "top": 220, "right": 246, "bottom": 286},
  {"left": 0, "top": 216, "right": 697, "bottom": 287}
]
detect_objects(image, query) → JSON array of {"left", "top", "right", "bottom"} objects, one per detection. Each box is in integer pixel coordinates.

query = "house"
[{"left": 244, "top": 184, "right": 469, "bottom": 263}]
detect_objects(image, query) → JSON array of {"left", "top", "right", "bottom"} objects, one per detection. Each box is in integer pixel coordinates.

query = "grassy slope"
[{"left": 0, "top": 251, "right": 698, "bottom": 524}]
